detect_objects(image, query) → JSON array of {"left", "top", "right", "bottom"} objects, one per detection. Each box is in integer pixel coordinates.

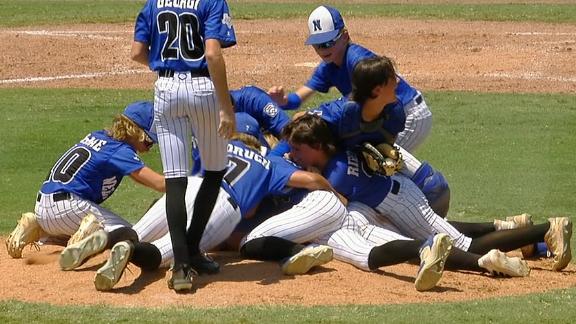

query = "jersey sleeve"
[
  {"left": 385, "top": 102, "right": 407, "bottom": 137},
  {"left": 133, "top": 0, "right": 152, "bottom": 44},
  {"left": 268, "top": 156, "right": 299, "bottom": 194},
  {"left": 204, "top": 0, "right": 237, "bottom": 48},
  {"left": 108, "top": 146, "right": 146, "bottom": 176},
  {"left": 323, "top": 156, "right": 354, "bottom": 199},
  {"left": 305, "top": 64, "right": 333, "bottom": 93}
]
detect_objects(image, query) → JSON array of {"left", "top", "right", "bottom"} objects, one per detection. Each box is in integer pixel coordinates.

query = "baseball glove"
[{"left": 360, "top": 142, "right": 403, "bottom": 176}]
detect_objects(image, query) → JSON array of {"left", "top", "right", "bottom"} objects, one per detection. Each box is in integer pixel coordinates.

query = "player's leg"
[
  {"left": 444, "top": 247, "right": 530, "bottom": 277},
  {"left": 132, "top": 194, "right": 168, "bottom": 243},
  {"left": 185, "top": 79, "right": 229, "bottom": 272},
  {"left": 154, "top": 78, "right": 194, "bottom": 280},
  {"left": 395, "top": 94, "right": 432, "bottom": 152}
]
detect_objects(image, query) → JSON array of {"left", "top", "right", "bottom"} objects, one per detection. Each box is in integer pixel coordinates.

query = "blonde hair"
[
  {"left": 107, "top": 114, "right": 147, "bottom": 142},
  {"left": 230, "top": 132, "right": 261, "bottom": 151},
  {"left": 262, "top": 132, "right": 279, "bottom": 149}
]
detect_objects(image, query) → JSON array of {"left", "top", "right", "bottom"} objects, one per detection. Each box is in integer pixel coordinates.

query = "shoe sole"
[
  {"left": 552, "top": 218, "right": 572, "bottom": 271},
  {"left": 415, "top": 234, "right": 453, "bottom": 292},
  {"left": 60, "top": 230, "right": 107, "bottom": 271},
  {"left": 282, "top": 246, "right": 333, "bottom": 275},
  {"left": 69, "top": 214, "right": 102, "bottom": 246},
  {"left": 94, "top": 242, "right": 132, "bottom": 291},
  {"left": 482, "top": 250, "right": 530, "bottom": 277}
]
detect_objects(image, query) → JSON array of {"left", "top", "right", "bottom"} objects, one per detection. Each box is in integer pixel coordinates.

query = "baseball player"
[
  {"left": 131, "top": 0, "right": 237, "bottom": 289},
  {"left": 268, "top": 5, "right": 432, "bottom": 152},
  {"left": 6, "top": 101, "right": 165, "bottom": 259},
  {"left": 282, "top": 113, "right": 572, "bottom": 273},
  {"left": 68, "top": 138, "right": 346, "bottom": 291}
]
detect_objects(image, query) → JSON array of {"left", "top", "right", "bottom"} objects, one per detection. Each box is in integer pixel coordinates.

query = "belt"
[
  {"left": 227, "top": 196, "right": 238, "bottom": 210},
  {"left": 390, "top": 180, "right": 400, "bottom": 195},
  {"left": 37, "top": 192, "right": 71, "bottom": 202},
  {"left": 414, "top": 95, "right": 423, "bottom": 105},
  {"left": 158, "top": 69, "right": 210, "bottom": 78}
]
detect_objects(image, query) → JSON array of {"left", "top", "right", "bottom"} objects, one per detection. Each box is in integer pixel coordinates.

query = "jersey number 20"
[{"left": 157, "top": 12, "right": 204, "bottom": 61}]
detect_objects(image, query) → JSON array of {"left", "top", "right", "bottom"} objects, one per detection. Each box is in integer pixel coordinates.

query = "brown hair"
[
  {"left": 351, "top": 56, "right": 396, "bottom": 106},
  {"left": 107, "top": 115, "right": 148, "bottom": 143},
  {"left": 230, "top": 132, "right": 262, "bottom": 151},
  {"left": 282, "top": 114, "right": 337, "bottom": 156}
]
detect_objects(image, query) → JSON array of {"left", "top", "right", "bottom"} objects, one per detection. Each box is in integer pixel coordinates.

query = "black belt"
[
  {"left": 158, "top": 69, "right": 210, "bottom": 78},
  {"left": 37, "top": 192, "right": 71, "bottom": 202},
  {"left": 414, "top": 95, "right": 423, "bottom": 105},
  {"left": 390, "top": 180, "right": 400, "bottom": 195},
  {"left": 227, "top": 196, "right": 238, "bottom": 210}
]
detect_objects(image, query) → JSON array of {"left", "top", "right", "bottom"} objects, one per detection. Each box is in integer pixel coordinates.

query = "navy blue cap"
[
  {"left": 235, "top": 112, "right": 262, "bottom": 139},
  {"left": 305, "top": 6, "right": 345, "bottom": 45},
  {"left": 122, "top": 101, "right": 158, "bottom": 143}
]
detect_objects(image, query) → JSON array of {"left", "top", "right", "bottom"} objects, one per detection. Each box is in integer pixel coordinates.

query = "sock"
[
  {"left": 468, "top": 223, "right": 549, "bottom": 255},
  {"left": 105, "top": 227, "right": 138, "bottom": 249},
  {"left": 165, "top": 177, "right": 189, "bottom": 267},
  {"left": 240, "top": 237, "right": 304, "bottom": 261},
  {"left": 367, "top": 240, "right": 422, "bottom": 270},
  {"left": 130, "top": 242, "right": 162, "bottom": 271},
  {"left": 449, "top": 221, "right": 496, "bottom": 238},
  {"left": 444, "top": 248, "right": 484, "bottom": 272}
]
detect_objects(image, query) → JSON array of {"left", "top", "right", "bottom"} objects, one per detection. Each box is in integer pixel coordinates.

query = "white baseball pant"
[{"left": 395, "top": 92, "right": 432, "bottom": 152}]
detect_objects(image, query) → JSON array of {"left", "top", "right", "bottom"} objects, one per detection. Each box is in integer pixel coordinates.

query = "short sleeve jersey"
[
  {"left": 305, "top": 43, "right": 418, "bottom": 106},
  {"left": 134, "top": 0, "right": 236, "bottom": 72},
  {"left": 40, "top": 130, "right": 145, "bottom": 204},
  {"left": 230, "top": 86, "right": 291, "bottom": 137},
  {"left": 314, "top": 98, "right": 406, "bottom": 148},
  {"left": 323, "top": 150, "right": 391, "bottom": 208},
  {"left": 222, "top": 141, "right": 298, "bottom": 217}
]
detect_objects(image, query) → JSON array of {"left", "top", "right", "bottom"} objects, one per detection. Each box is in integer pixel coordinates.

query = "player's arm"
[
  {"left": 130, "top": 166, "right": 165, "bottom": 192},
  {"left": 287, "top": 170, "right": 348, "bottom": 206},
  {"left": 130, "top": 41, "right": 149, "bottom": 66},
  {"left": 268, "top": 85, "right": 315, "bottom": 110},
  {"left": 205, "top": 38, "right": 235, "bottom": 139}
]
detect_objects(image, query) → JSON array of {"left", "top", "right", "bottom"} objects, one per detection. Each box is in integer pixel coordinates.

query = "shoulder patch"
[{"left": 263, "top": 103, "right": 278, "bottom": 117}]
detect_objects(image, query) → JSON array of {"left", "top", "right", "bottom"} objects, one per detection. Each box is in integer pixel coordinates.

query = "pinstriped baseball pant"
[
  {"left": 396, "top": 92, "right": 432, "bottom": 152},
  {"left": 154, "top": 73, "right": 228, "bottom": 178}
]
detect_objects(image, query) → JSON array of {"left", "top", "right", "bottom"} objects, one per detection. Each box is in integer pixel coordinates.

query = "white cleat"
[
  {"left": 6, "top": 212, "right": 45, "bottom": 258},
  {"left": 60, "top": 229, "right": 108, "bottom": 270},
  {"left": 94, "top": 241, "right": 134, "bottom": 291},
  {"left": 545, "top": 217, "right": 572, "bottom": 271},
  {"left": 281, "top": 244, "right": 333, "bottom": 275},
  {"left": 415, "top": 233, "right": 453, "bottom": 292},
  {"left": 478, "top": 249, "right": 530, "bottom": 277},
  {"left": 68, "top": 213, "right": 103, "bottom": 246}
]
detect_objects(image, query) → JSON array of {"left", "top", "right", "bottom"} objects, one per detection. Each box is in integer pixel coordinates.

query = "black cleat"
[{"left": 190, "top": 253, "right": 220, "bottom": 274}]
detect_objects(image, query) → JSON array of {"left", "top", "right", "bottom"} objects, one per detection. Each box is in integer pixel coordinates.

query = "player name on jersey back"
[
  {"left": 80, "top": 134, "right": 107, "bottom": 152},
  {"left": 157, "top": 0, "right": 200, "bottom": 10},
  {"left": 227, "top": 143, "right": 270, "bottom": 170}
]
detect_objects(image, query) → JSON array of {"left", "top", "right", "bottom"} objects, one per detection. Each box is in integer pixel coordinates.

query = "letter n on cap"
[{"left": 313, "top": 19, "right": 322, "bottom": 31}]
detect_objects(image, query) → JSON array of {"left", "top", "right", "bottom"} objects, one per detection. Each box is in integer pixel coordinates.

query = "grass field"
[{"left": 1, "top": 0, "right": 576, "bottom": 321}]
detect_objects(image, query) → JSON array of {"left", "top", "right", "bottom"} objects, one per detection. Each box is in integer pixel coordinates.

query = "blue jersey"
[
  {"left": 222, "top": 141, "right": 298, "bottom": 217},
  {"left": 306, "top": 43, "right": 418, "bottom": 106},
  {"left": 323, "top": 150, "right": 391, "bottom": 208},
  {"left": 230, "top": 86, "right": 291, "bottom": 138},
  {"left": 314, "top": 97, "right": 406, "bottom": 148},
  {"left": 40, "top": 130, "right": 145, "bottom": 204},
  {"left": 134, "top": 0, "right": 236, "bottom": 72}
]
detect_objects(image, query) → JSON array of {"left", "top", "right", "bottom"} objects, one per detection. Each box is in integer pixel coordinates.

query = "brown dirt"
[
  {"left": 1, "top": 239, "right": 575, "bottom": 308},
  {"left": 1, "top": 15, "right": 575, "bottom": 307}
]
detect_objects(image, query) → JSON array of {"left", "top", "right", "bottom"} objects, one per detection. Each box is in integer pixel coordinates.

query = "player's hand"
[
  {"left": 218, "top": 109, "right": 235, "bottom": 139},
  {"left": 267, "top": 86, "right": 288, "bottom": 106}
]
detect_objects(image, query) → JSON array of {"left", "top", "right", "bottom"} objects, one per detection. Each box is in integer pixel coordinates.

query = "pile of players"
[{"left": 5, "top": 5, "right": 572, "bottom": 293}]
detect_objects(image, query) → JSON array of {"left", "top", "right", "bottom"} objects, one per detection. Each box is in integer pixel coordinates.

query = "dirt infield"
[{"left": 1, "top": 16, "right": 575, "bottom": 307}]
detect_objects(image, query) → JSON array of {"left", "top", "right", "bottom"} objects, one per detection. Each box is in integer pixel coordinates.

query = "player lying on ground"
[
  {"left": 282, "top": 113, "right": 572, "bottom": 274},
  {"left": 59, "top": 136, "right": 347, "bottom": 292},
  {"left": 6, "top": 101, "right": 165, "bottom": 259},
  {"left": 268, "top": 5, "right": 432, "bottom": 152}
]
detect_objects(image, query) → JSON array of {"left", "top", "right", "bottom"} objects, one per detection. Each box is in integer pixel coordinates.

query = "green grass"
[
  {"left": 1, "top": 1, "right": 575, "bottom": 27},
  {"left": 2, "top": 287, "right": 576, "bottom": 322}
]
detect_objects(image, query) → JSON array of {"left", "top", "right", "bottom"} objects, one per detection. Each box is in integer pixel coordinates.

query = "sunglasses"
[
  {"left": 313, "top": 32, "right": 343, "bottom": 49},
  {"left": 143, "top": 134, "right": 154, "bottom": 147}
]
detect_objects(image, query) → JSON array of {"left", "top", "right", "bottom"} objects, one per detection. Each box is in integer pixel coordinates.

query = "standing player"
[
  {"left": 131, "top": 0, "right": 237, "bottom": 291},
  {"left": 6, "top": 101, "right": 165, "bottom": 258},
  {"left": 268, "top": 5, "right": 431, "bottom": 151}
]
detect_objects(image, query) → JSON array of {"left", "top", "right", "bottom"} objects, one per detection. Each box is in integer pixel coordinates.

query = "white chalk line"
[
  {"left": 508, "top": 32, "right": 576, "bottom": 36},
  {"left": 0, "top": 69, "right": 150, "bottom": 84}
]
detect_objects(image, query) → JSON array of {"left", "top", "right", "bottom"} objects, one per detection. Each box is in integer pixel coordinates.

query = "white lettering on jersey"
[
  {"left": 346, "top": 151, "right": 360, "bottom": 177},
  {"left": 157, "top": 0, "right": 200, "bottom": 10},
  {"left": 80, "top": 134, "right": 107, "bottom": 152},
  {"left": 101, "top": 177, "right": 118, "bottom": 200},
  {"left": 227, "top": 144, "right": 270, "bottom": 170}
]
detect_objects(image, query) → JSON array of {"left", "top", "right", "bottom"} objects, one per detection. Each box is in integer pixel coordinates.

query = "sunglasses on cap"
[{"left": 313, "top": 32, "right": 343, "bottom": 49}]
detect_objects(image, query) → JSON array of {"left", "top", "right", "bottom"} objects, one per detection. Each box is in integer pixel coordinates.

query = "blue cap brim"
[
  {"left": 305, "top": 30, "right": 340, "bottom": 45},
  {"left": 144, "top": 129, "right": 158, "bottom": 143}
]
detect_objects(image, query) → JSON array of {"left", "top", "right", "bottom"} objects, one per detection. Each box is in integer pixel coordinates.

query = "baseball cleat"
[
  {"left": 281, "top": 244, "right": 333, "bottom": 275},
  {"left": 506, "top": 213, "right": 535, "bottom": 258},
  {"left": 478, "top": 249, "right": 530, "bottom": 277},
  {"left": 415, "top": 233, "right": 453, "bottom": 292},
  {"left": 68, "top": 213, "right": 104, "bottom": 246},
  {"left": 189, "top": 252, "right": 220, "bottom": 274},
  {"left": 6, "top": 212, "right": 45, "bottom": 258},
  {"left": 94, "top": 241, "right": 134, "bottom": 291},
  {"left": 60, "top": 229, "right": 108, "bottom": 271},
  {"left": 545, "top": 217, "right": 572, "bottom": 271},
  {"left": 167, "top": 265, "right": 196, "bottom": 292}
]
